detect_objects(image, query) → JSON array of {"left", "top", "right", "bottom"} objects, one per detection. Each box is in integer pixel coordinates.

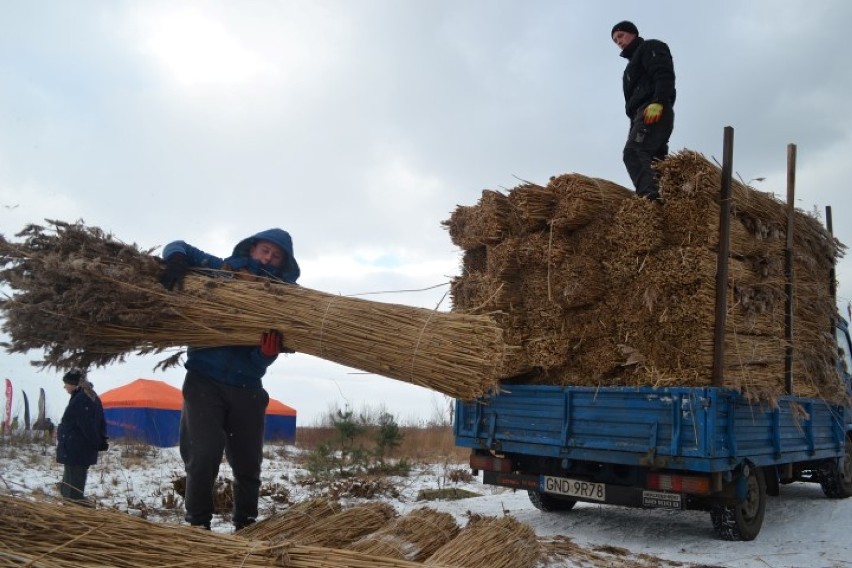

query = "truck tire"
[
  {"left": 819, "top": 439, "right": 852, "bottom": 498},
  {"left": 528, "top": 490, "right": 577, "bottom": 512},
  {"left": 710, "top": 464, "right": 766, "bottom": 541}
]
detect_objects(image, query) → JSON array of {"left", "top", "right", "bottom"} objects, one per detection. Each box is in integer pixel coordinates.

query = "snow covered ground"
[{"left": 2, "top": 438, "right": 850, "bottom": 568}]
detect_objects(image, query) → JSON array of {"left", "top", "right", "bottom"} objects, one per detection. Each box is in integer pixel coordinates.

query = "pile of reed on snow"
[
  {"left": 346, "top": 507, "right": 460, "bottom": 562},
  {"left": 0, "top": 220, "right": 510, "bottom": 400},
  {"left": 0, "top": 494, "right": 550, "bottom": 568},
  {"left": 283, "top": 502, "right": 398, "bottom": 548},
  {"left": 424, "top": 515, "right": 540, "bottom": 568},
  {"left": 444, "top": 150, "right": 847, "bottom": 404},
  {"left": 236, "top": 496, "right": 343, "bottom": 540}
]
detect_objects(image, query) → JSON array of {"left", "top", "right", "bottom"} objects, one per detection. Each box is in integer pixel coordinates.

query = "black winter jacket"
[
  {"left": 56, "top": 389, "right": 106, "bottom": 467},
  {"left": 620, "top": 37, "right": 676, "bottom": 118}
]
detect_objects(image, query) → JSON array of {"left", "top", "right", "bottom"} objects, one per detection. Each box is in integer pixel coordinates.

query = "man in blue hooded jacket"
[{"left": 159, "top": 228, "right": 300, "bottom": 530}]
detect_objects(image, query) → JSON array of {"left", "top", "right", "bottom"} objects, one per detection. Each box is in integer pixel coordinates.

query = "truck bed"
[{"left": 455, "top": 385, "right": 847, "bottom": 472}]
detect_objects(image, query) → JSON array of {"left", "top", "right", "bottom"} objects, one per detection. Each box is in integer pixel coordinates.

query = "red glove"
[{"left": 259, "top": 330, "right": 282, "bottom": 357}]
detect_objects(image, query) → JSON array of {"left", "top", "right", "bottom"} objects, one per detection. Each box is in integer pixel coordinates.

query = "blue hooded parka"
[{"left": 161, "top": 228, "right": 300, "bottom": 388}]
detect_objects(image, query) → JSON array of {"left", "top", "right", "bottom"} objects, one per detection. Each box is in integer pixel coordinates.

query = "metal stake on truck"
[{"left": 453, "top": 128, "right": 852, "bottom": 541}]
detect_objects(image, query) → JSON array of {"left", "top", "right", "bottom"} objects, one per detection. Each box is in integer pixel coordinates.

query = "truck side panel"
[{"left": 455, "top": 385, "right": 845, "bottom": 472}]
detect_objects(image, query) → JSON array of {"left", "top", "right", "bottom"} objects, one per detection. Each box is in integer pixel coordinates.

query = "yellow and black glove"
[{"left": 643, "top": 103, "right": 664, "bottom": 125}]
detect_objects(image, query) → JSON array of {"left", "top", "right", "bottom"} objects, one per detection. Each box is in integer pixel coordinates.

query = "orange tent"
[
  {"left": 267, "top": 398, "right": 297, "bottom": 416},
  {"left": 101, "top": 378, "right": 183, "bottom": 410},
  {"left": 101, "top": 379, "right": 182, "bottom": 446}
]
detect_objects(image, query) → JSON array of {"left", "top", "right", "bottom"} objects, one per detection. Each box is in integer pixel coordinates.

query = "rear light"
[
  {"left": 647, "top": 473, "right": 711, "bottom": 495},
  {"left": 470, "top": 453, "right": 513, "bottom": 473}
]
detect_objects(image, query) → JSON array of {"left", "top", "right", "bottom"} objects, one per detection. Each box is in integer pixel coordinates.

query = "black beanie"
[
  {"left": 62, "top": 370, "right": 82, "bottom": 385},
  {"left": 611, "top": 20, "right": 639, "bottom": 38}
]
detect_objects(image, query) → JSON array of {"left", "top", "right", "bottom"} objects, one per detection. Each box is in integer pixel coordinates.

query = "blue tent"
[
  {"left": 101, "top": 379, "right": 182, "bottom": 447},
  {"left": 265, "top": 398, "right": 297, "bottom": 441},
  {"left": 101, "top": 379, "right": 298, "bottom": 447}
]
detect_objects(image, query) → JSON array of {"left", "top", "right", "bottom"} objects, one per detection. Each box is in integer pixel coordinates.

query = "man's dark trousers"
[
  {"left": 179, "top": 371, "right": 269, "bottom": 528},
  {"left": 623, "top": 106, "right": 674, "bottom": 200}
]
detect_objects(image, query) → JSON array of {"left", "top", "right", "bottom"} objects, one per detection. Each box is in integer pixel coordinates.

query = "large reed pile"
[
  {"left": 0, "top": 494, "right": 462, "bottom": 568},
  {"left": 444, "top": 151, "right": 847, "bottom": 404},
  {"left": 0, "top": 221, "right": 509, "bottom": 400}
]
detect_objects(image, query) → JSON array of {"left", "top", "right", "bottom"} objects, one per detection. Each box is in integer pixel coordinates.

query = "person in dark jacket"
[
  {"left": 159, "top": 228, "right": 299, "bottom": 531},
  {"left": 612, "top": 20, "right": 676, "bottom": 202},
  {"left": 56, "top": 370, "right": 107, "bottom": 502}
]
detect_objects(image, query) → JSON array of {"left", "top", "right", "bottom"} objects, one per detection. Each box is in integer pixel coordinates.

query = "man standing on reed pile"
[
  {"left": 612, "top": 20, "right": 676, "bottom": 202},
  {"left": 159, "top": 229, "right": 300, "bottom": 531},
  {"left": 56, "top": 370, "right": 107, "bottom": 503}
]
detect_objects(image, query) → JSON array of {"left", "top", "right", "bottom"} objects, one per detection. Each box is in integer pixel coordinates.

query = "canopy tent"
[
  {"left": 100, "top": 379, "right": 297, "bottom": 447},
  {"left": 265, "top": 398, "right": 297, "bottom": 441}
]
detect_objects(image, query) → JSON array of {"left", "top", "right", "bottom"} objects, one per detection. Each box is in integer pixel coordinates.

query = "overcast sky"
[{"left": 1, "top": 1, "right": 851, "bottom": 425}]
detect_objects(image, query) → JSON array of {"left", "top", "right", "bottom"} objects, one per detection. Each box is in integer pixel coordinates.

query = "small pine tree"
[{"left": 373, "top": 411, "right": 403, "bottom": 466}]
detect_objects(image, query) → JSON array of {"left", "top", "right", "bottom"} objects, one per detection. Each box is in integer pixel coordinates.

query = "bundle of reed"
[
  {"left": 515, "top": 231, "right": 573, "bottom": 267},
  {"left": 0, "top": 221, "right": 509, "bottom": 400},
  {"left": 265, "top": 545, "right": 459, "bottom": 568},
  {"left": 606, "top": 196, "right": 664, "bottom": 254},
  {"left": 286, "top": 502, "right": 397, "bottom": 548},
  {"left": 641, "top": 247, "right": 784, "bottom": 298},
  {"left": 658, "top": 150, "right": 844, "bottom": 262},
  {"left": 443, "top": 204, "right": 478, "bottom": 249},
  {"left": 449, "top": 274, "right": 521, "bottom": 314},
  {"left": 442, "top": 190, "right": 513, "bottom": 249},
  {"left": 0, "top": 494, "right": 457, "bottom": 568},
  {"left": 237, "top": 497, "right": 342, "bottom": 540},
  {"left": 538, "top": 535, "right": 681, "bottom": 568},
  {"left": 507, "top": 183, "right": 554, "bottom": 233},
  {"left": 346, "top": 507, "right": 459, "bottom": 562},
  {"left": 424, "top": 516, "right": 540, "bottom": 568},
  {"left": 662, "top": 197, "right": 788, "bottom": 258},
  {"left": 460, "top": 247, "right": 486, "bottom": 274},
  {"left": 551, "top": 174, "right": 634, "bottom": 232},
  {"left": 519, "top": 260, "right": 604, "bottom": 310},
  {"left": 485, "top": 238, "right": 522, "bottom": 278},
  {"left": 574, "top": 335, "right": 628, "bottom": 379}
]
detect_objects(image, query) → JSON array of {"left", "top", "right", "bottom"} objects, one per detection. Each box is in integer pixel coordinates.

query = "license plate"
[
  {"left": 542, "top": 476, "right": 606, "bottom": 501},
  {"left": 642, "top": 490, "right": 682, "bottom": 509}
]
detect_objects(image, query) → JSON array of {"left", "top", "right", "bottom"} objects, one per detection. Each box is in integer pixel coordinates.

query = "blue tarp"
[
  {"left": 265, "top": 414, "right": 296, "bottom": 441},
  {"left": 105, "top": 407, "right": 296, "bottom": 447},
  {"left": 105, "top": 407, "right": 181, "bottom": 447}
]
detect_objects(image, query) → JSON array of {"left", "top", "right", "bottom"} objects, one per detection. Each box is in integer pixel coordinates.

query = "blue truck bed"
[{"left": 455, "top": 385, "right": 848, "bottom": 473}]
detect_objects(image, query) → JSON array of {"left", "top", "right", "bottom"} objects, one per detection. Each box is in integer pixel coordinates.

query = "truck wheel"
[
  {"left": 819, "top": 439, "right": 852, "bottom": 498},
  {"left": 528, "top": 490, "right": 577, "bottom": 512},
  {"left": 710, "top": 464, "right": 766, "bottom": 541}
]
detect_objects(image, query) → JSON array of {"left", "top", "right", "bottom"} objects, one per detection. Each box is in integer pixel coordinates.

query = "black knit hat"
[
  {"left": 611, "top": 20, "right": 639, "bottom": 38},
  {"left": 62, "top": 370, "right": 83, "bottom": 385}
]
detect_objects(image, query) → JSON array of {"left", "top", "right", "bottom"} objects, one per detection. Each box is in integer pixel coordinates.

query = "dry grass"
[{"left": 295, "top": 425, "right": 467, "bottom": 464}]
